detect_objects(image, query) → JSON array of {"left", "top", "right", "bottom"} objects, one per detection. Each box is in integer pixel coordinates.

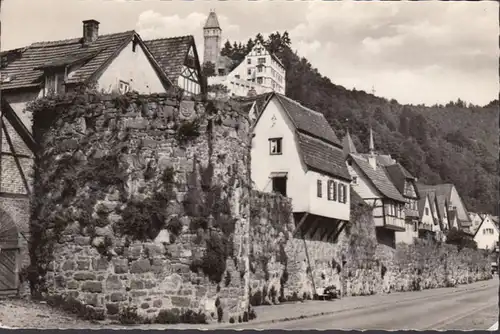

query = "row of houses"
[
  {"left": 244, "top": 92, "right": 499, "bottom": 251},
  {"left": 0, "top": 17, "right": 496, "bottom": 296}
]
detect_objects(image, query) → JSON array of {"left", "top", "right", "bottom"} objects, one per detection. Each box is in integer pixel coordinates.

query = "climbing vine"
[
  {"left": 187, "top": 159, "right": 239, "bottom": 283},
  {"left": 26, "top": 88, "right": 201, "bottom": 293}
]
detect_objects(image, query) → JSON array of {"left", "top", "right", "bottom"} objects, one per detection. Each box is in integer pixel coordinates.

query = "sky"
[{"left": 2, "top": 0, "right": 498, "bottom": 106}]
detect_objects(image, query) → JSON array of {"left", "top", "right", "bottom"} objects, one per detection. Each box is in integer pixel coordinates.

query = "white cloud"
[{"left": 136, "top": 10, "right": 206, "bottom": 40}]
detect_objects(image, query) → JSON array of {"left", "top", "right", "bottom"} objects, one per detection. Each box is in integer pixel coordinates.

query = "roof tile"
[
  {"left": 350, "top": 154, "right": 406, "bottom": 202},
  {"left": 1, "top": 31, "right": 135, "bottom": 90},
  {"left": 144, "top": 36, "right": 193, "bottom": 84},
  {"left": 297, "top": 132, "right": 351, "bottom": 181},
  {"left": 275, "top": 94, "right": 341, "bottom": 147}
]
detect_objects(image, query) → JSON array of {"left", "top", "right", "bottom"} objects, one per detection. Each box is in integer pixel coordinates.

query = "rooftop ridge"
[
  {"left": 30, "top": 30, "right": 136, "bottom": 48},
  {"left": 276, "top": 93, "right": 324, "bottom": 117},
  {"left": 144, "top": 35, "right": 193, "bottom": 43}
]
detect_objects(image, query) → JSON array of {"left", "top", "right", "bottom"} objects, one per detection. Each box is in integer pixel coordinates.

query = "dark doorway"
[{"left": 272, "top": 177, "right": 287, "bottom": 197}]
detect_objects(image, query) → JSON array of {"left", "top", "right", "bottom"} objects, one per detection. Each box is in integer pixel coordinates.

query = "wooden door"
[
  {"left": 0, "top": 249, "right": 19, "bottom": 291},
  {"left": 0, "top": 209, "right": 20, "bottom": 293}
]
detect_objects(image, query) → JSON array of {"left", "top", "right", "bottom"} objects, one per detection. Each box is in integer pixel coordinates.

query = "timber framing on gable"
[
  {"left": 0, "top": 97, "right": 34, "bottom": 198},
  {"left": 180, "top": 43, "right": 203, "bottom": 93}
]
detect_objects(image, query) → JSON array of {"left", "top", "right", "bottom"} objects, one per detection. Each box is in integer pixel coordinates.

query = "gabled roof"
[
  {"left": 254, "top": 92, "right": 349, "bottom": 181},
  {"left": 359, "top": 154, "right": 400, "bottom": 168},
  {"left": 204, "top": 11, "right": 221, "bottom": 29},
  {"left": 348, "top": 154, "right": 406, "bottom": 203},
  {"left": 296, "top": 132, "right": 351, "bottom": 181},
  {"left": 473, "top": 215, "right": 499, "bottom": 237},
  {"left": 144, "top": 35, "right": 199, "bottom": 84},
  {"left": 417, "top": 193, "right": 428, "bottom": 219},
  {"left": 233, "top": 92, "right": 273, "bottom": 116},
  {"left": 418, "top": 183, "right": 471, "bottom": 223},
  {"left": 342, "top": 130, "right": 357, "bottom": 157},
  {"left": 385, "top": 163, "right": 417, "bottom": 195},
  {"left": 274, "top": 93, "right": 341, "bottom": 147},
  {"left": 1, "top": 30, "right": 171, "bottom": 91}
]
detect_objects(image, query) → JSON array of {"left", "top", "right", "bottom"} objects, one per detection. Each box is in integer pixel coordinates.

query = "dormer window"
[
  {"left": 44, "top": 72, "right": 65, "bottom": 96},
  {"left": 119, "top": 80, "right": 130, "bottom": 94}
]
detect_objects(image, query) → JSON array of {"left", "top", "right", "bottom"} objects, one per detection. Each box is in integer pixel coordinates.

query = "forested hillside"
[{"left": 206, "top": 32, "right": 499, "bottom": 215}]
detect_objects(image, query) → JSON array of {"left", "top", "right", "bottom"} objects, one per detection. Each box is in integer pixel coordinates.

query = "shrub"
[
  {"left": 250, "top": 290, "right": 262, "bottom": 306},
  {"left": 176, "top": 119, "right": 201, "bottom": 143},
  {"left": 119, "top": 306, "right": 142, "bottom": 325}
]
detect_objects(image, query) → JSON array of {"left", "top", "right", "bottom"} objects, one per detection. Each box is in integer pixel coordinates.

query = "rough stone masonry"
[
  {"left": 28, "top": 89, "right": 493, "bottom": 324},
  {"left": 29, "top": 90, "right": 253, "bottom": 323}
]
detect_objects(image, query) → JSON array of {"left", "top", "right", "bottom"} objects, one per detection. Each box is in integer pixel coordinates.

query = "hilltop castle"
[{"left": 203, "top": 10, "right": 286, "bottom": 97}]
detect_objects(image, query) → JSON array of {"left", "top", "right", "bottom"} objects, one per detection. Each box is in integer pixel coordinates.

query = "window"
[
  {"left": 338, "top": 183, "right": 344, "bottom": 203},
  {"left": 257, "top": 77, "right": 263, "bottom": 84},
  {"left": 235, "top": 75, "right": 240, "bottom": 79},
  {"left": 258, "top": 57, "right": 266, "bottom": 64},
  {"left": 45, "top": 72, "right": 65, "bottom": 96},
  {"left": 247, "top": 58, "right": 251, "bottom": 64},
  {"left": 247, "top": 69, "right": 251, "bottom": 75},
  {"left": 317, "top": 180, "right": 323, "bottom": 198},
  {"left": 272, "top": 177, "right": 287, "bottom": 197},
  {"left": 119, "top": 80, "right": 130, "bottom": 94},
  {"left": 425, "top": 208, "right": 429, "bottom": 216},
  {"left": 258, "top": 66, "right": 263, "bottom": 73},
  {"left": 269, "top": 138, "right": 282, "bottom": 155},
  {"left": 327, "top": 180, "right": 336, "bottom": 201},
  {"left": 352, "top": 176, "right": 357, "bottom": 184}
]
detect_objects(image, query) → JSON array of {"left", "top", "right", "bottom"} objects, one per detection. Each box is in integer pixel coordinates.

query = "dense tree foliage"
[
  {"left": 221, "top": 32, "right": 499, "bottom": 215},
  {"left": 445, "top": 228, "right": 478, "bottom": 250}
]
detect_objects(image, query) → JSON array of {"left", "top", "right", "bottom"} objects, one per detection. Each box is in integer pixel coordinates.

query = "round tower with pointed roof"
[{"left": 203, "top": 9, "right": 222, "bottom": 67}]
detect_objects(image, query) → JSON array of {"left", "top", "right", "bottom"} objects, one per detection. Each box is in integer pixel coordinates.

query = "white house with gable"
[
  {"left": 251, "top": 93, "right": 351, "bottom": 242},
  {"left": 203, "top": 11, "right": 286, "bottom": 97},
  {"left": 473, "top": 215, "right": 499, "bottom": 250}
]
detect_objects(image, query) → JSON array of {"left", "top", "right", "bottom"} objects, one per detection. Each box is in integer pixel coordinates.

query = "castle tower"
[{"left": 203, "top": 10, "right": 222, "bottom": 66}]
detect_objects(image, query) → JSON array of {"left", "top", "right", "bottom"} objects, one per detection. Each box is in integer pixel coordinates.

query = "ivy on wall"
[{"left": 26, "top": 88, "right": 204, "bottom": 293}]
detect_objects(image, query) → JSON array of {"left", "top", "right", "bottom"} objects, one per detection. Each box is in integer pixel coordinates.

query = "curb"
[{"left": 217, "top": 281, "right": 496, "bottom": 328}]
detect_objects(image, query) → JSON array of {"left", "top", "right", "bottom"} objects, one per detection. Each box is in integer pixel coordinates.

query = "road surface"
[{"left": 225, "top": 278, "right": 499, "bottom": 331}]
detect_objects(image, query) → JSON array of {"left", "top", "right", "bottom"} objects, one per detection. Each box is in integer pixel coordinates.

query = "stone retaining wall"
[{"left": 30, "top": 91, "right": 252, "bottom": 323}]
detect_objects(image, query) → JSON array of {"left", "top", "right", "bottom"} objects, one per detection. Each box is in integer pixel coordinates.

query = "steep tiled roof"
[
  {"left": 144, "top": 36, "right": 194, "bottom": 84},
  {"left": 342, "top": 130, "right": 358, "bottom": 157},
  {"left": 417, "top": 194, "right": 428, "bottom": 219},
  {"left": 275, "top": 93, "right": 341, "bottom": 147},
  {"left": 1, "top": 31, "right": 136, "bottom": 90},
  {"left": 204, "top": 11, "right": 221, "bottom": 29},
  {"left": 349, "top": 154, "right": 406, "bottom": 202},
  {"left": 418, "top": 183, "right": 471, "bottom": 223},
  {"left": 385, "top": 163, "right": 416, "bottom": 194},
  {"left": 296, "top": 132, "right": 351, "bottom": 181},
  {"left": 234, "top": 92, "right": 273, "bottom": 116}
]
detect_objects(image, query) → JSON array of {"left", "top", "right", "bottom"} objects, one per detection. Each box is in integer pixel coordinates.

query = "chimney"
[
  {"left": 368, "top": 127, "right": 377, "bottom": 170},
  {"left": 83, "top": 19, "right": 100, "bottom": 44}
]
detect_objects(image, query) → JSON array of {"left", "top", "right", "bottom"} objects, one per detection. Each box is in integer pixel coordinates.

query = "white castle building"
[{"left": 203, "top": 10, "right": 286, "bottom": 97}]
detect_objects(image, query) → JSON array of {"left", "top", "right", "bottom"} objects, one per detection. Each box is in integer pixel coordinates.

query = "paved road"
[{"left": 225, "top": 278, "right": 499, "bottom": 331}]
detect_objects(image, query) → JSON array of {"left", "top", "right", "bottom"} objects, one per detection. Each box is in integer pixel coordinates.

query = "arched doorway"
[{"left": 0, "top": 208, "right": 20, "bottom": 293}]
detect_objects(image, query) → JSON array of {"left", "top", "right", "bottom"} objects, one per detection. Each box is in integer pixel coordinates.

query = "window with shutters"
[
  {"left": 327, "top": 180, "right": 335, "bottom": 201},
  {"left": 338, "top": 183, "right": 344, "bottom": 203}
]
